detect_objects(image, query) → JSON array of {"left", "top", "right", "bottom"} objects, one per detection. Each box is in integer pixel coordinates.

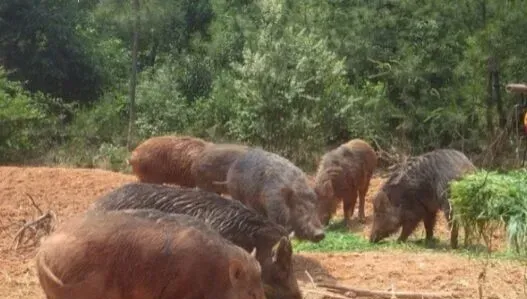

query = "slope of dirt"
[{"left": 0, "top": 166, "right": 525, "bottom": 299}]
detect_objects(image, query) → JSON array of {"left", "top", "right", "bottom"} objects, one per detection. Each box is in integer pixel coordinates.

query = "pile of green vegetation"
[{"left": 450, "top": 170, "right": 527, "bottom": 255}]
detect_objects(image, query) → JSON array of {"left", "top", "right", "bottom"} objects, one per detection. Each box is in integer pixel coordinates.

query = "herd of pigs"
[{"left": 34, "top": 135, "right": 477, "bottom": 299}]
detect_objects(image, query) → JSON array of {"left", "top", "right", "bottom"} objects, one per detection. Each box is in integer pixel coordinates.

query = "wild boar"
[
  {"left": 215, "top": 148, "right": 325, "bottom": 243},
  {"left": 36, "top": 209, "right": 265, "bottom": 299},
  {"left": 314, "top": 139, "right": 377, "bottom": 226},
  {"left": 191, "top": 143, "right": 249, "bottom": 195},
  {"left": 128, "top": 135, "right": 212, "bottom": 187},
  {"left": 89, "top": 183, "right": 302, "bottom": 299},
  {"left": 369, "top": 149, "right": 476, "bottom": 248}
]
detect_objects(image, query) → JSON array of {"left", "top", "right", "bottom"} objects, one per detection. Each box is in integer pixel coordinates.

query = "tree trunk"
[
  {"left": 127, "top": 0, "right": 140, "bottom": 150},
  {"left": 489, "top": 57, "right": 505, "bottom": 128},
  {"left": 485, "top": 57, "right": 494, "bottom": 135}
]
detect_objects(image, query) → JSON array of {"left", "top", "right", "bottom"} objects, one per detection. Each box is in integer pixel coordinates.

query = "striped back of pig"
[
  {"left": 90, "top": 183, "right": 288, "bottom": 252},
  {"left": 383, "top": 149, "right": 476, "bottom": 207}
]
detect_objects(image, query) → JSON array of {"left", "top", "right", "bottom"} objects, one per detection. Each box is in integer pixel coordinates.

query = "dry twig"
[
  {"left": 11, "top": 194, "right": 57, "bottom": 250},
  {"left": 317, "top": 282, "right": 457, "bottom": 299},
  {"left": 304, "top": 270, "right": 317, "bottom": 288},
  {"left": 302, "top": 287, "right": 353, "bottom": 299}
]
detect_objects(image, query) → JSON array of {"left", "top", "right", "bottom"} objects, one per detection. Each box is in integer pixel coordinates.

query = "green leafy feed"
[{"left": 449, "top": 169, "right": 527, "bottom": 255}]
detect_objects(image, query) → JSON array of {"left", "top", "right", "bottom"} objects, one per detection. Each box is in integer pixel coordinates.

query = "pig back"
[
  {"left": 318, "top": 140, "right": 377, "bottom": 192},
  {"left": 129, "top": 135, "right": 211, "bottom": 186},
  {"left": 90, "top": 183, "right": 288, "bottom": 255},
  {"left": 382, "top": 149, "right": 476, "bottom": 212},
  {"left": 226, "top": 148, "right": 308, "bottom": 207},
  {"left": 191, "top": 143, "right": 250, "bottom": 194}
]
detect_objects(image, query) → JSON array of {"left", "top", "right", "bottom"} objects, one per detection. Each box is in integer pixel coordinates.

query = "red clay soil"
[{"left": 0, "top": 166, "right": 525, "bottom": 299}]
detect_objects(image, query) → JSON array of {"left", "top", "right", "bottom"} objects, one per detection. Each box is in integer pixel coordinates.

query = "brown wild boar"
[
  {"left": 89, "top": 183, "right": 302, "bottom": 299},
  {"left": 314, "top": 139, "right": 377, "bottom": 226},
  {"left": 369, "top": 149, "right": 476, "bottom": 248},
  {"left": 36, "top": 209, "right": 265, "bottom": 299},
  {"left": 215, "top": 148, "right": 325, "bottom": 243},
  {"left": 128, "top": 135, "right": 211, "bottom": 187},
  {"left": 191, "top": 143, "right": 249, "bottom": 195}
]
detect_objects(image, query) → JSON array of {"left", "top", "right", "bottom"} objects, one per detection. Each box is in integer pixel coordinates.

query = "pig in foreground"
[
  {"left": 215, "top": 148, "right": 325, "bottom": 243},
  {"left": 314, "top": 139, "right": 377, "bottom": 226},
  {"left": 90, "top": 183, "right": 302, "bottom": 299},
  {"left": 128, "top": 135, "right": 211, "bottom": 187},
  {"left": 36, "top": 209, "right": 265, "bottom": 299},
  {"left": 369, "top": 149, "right": 476, "bottom": 248},
  {"left": 191, "top": 143, "right": 249, "bottom": 195}
]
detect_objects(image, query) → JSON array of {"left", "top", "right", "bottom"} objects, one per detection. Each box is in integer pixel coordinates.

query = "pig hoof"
[{"left": 358, "top": 217, "right": 366, "bottom": 224}]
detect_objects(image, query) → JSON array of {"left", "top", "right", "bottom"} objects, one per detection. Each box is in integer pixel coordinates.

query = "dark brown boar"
[
  {"left": 369, "top": 149, "right": 476, "bottom": 248},
  {"left": 314, "top": 139, "right": 377, "bottom": 226},
  {"left": 128, "top": 135, "right": 212, "bottom": 187},
  {"left": 36, "top": 209, "right": 265, "bottom": 299},
  {"left": 89, "top": 183, "right": 302, "bottom": 299},
  {"left": 191, "top": 143, "right": 249, "bottom": 195},
  {"left": 215, "top": 148, "right": 325, "bottom": 243}
]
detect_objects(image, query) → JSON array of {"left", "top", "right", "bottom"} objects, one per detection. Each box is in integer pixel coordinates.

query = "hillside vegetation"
[{"left": 1, "top": 0, "right": 527, "bottom": 170}]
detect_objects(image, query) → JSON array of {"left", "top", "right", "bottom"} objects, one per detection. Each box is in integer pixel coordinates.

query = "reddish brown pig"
[
  {"left": 369, "top": 149, "right": 476, "bottom": 248},
  {"left": 128, "top": 135, "right": 212, "bottom": 187},
  {"left": 36, "top": 209, "right": 265, "bottom": 299},
  {"left": 191, "top": 143, "right": 249, "bottom": 195},
  {"left": 314, "top": 139, "right": 377, "bottom": 226}
]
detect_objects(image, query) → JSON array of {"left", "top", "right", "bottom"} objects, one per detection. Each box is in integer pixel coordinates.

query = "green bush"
[
  {"left": 450, "top": 170, "right": 527, "bottom": 255},
  {"left": 42, "top": 91, "right": 128, "bottom": 168},
  {"left": 135, "top": 58, "right": 198, "bottom": 139},
  {"left": 0, "top": 67, "right": 73, "bottom": 163},
  {"left": 206, "top": 11, "right": 359, "bottom": 169}
]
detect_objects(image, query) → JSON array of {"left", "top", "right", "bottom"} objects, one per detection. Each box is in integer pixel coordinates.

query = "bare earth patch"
[{"left": 0, "top": 166, "right": 525, "bottom": 298}]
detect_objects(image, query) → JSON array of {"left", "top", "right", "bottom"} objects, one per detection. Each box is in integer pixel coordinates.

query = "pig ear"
[
  {"left": 280, "top": 187, "right": 294, "bottom": 206},
  {"left": 250, "top": 247, "right": 257, "bottom": 258},
  {"left": 229, "top": 259, "right": 246, "bottom": 286},
  {"left": 272, "top": 236, "right": 292, "bottom": 270}
]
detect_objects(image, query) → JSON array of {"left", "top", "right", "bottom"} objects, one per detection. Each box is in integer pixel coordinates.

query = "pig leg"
[
  {"left": 357, "top": 181, "right": 370, "bottom": 224},
  {"left": 397, "top": 218, "right": 420, "bottom": 242},
  {"left": 423, "top": 212, "right": 437, "bottom": 247},
  {"left": 343, "top": 190, "right": 358, "bottom": 227}
]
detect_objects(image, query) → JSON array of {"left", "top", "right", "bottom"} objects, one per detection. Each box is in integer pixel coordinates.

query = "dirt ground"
[{"left": 0, "top": 166, "right": 525, "bottom": 299}]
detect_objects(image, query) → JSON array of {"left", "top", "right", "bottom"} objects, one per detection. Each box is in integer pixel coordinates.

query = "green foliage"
[
  {"left": 3, "top": 0, "right": 527, "bottom": 174},
  {"left": 134, "top": 58, "right": 197, "bottom": 138},
  {"left": 204, "top": 3, "right": 358, "bottom": 168},
  {"left": 0, "top": 0, "right": 108, "bottom": 102},
  {"left": 450, "top": 170, "right": 527, "bottom": 255},
  {"left": 0, "top": 67, "right": 73, "bottom": 163},
  {"left": 92, "top": 143, "right": 131, "bottom": 172}
]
